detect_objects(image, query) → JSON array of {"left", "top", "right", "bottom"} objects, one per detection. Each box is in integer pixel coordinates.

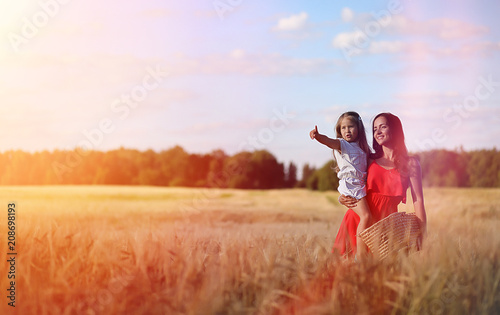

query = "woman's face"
[{"left": 373, "top": 116, "right": 391, "bottom": 146}]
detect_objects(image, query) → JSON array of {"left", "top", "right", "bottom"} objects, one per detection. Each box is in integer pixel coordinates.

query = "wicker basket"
[{"left": 358, "top": 212, "right": 421, "bottom": 260}]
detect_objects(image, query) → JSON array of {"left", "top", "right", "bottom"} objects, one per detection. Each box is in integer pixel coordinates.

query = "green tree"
[
  {"left": 224, "top": 151, "right": 253, "bottom": 189},
  {"left": 250, "top": 150, "right": 284, "bottom": 189},
  {"left": 417, "top": 149, "right": 468, "bottom": 187},
  {"left": 307, "top": 160, "right": 339, "bottom": 191},
  {"left": 222, "top": 150, "right": 285, "bottom": 189},
  {"left": 467, "top": 149, "right": 500, "bottom": 187},
  {"left": 158, "top": 146, "right": 189, "bottom": 186},
  {"left": 284, "top": 162, "right": 298, "bottom": 188},
  {"left": 297, "top": 164, "right": 316, "bottom": 188},
  {"left": 207, "top": 149, "right": 228, "bottom": 188}
]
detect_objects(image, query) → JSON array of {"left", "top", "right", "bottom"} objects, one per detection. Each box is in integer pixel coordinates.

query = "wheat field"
[{"left": 0, "top": 186, "right": 498, "bottom": 314}]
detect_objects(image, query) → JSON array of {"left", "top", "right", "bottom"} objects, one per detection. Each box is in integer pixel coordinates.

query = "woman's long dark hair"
[{"left": 371, "top": 112, "right": 409, "bottom": 176}]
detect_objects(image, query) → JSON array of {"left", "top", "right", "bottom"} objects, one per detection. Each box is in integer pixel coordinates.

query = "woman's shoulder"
[{"left": 407, "top": 155, "right": 420, "bottom": 166}]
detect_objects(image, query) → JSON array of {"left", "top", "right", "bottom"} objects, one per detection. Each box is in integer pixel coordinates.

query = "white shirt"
[{"left": 333, "top": 139, "right": 367, "bottom": 199}]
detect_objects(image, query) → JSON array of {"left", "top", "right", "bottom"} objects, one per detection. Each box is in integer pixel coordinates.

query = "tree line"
[{"left": 0, "top": 147, "right": 498, "bottom": 189}]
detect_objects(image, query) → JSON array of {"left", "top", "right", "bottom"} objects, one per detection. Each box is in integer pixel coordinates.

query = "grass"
[{"left": 0, "top": 186, "right": 499, "bottom": 314}]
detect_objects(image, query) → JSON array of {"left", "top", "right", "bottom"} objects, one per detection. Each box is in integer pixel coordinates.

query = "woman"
[{"left": 332, "top": 112, "right": 427, "bottom": 257}]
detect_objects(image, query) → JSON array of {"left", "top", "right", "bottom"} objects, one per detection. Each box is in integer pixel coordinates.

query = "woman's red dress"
[{"left": 332, "top": 161, "right": 409, "bottom": 257}]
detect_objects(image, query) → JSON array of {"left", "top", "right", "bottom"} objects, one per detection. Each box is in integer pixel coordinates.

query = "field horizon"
[{"left": 0, "top": 186, "right": 499, "bottom": 314}]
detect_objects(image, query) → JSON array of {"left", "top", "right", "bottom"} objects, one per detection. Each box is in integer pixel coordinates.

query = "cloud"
[
  {"left": 332, "top": 30, "right": 365, "bottom": 49},
  {"left": 0, "top": 52, "right": 174, "bottom": 140},
  {"left": 343, "top": 12, "right": 488, "bottom": 40},
  {"left": 368, "top": 41, "right": 434, "bottom": 56},
  {"left": 338, "top": 10, "right": 500, "bottom": 58},
  {"left": 441, "top": 41, "right": 500, "bottom": 57},
  {"left": 332, "top": 31, "right": 411, "bottom": 57},
  {"left": 167, "top": 50, "right": 342, "bottom": 76},
  {"left": 320, "top": 105, "right": 350, "bottom": 124},
  {"left": 394, "top": 91, "right": 462, "bottom": 109},
  {"left": 366, "top": 40, "right": 500, "bottom": 59},
  {"left": 331, "top": 11, "right": 492, "bottom": 61},
  {"left": 273, "top": 12, "right": 308, "bottom": 31},
  {"left": 396, "top": 90, "right": 460, "bottom": 99},
  {"left": 230, "top": 48, "right": 245, "bottom": 59},
  {"left": 0, "top": 53, "right": 160, "bottom": 95},
  {"left": 341, "top": 8, "right": 354, "bottom": 23},
  {"left": 170, "top": 121, "right": 228, "bottom": 135},
  {"left": 367, "top": 41, "right": 403, "bottom": 54},
  {"left": 387, "top": 16, "right": 489, "bottom": 40}
]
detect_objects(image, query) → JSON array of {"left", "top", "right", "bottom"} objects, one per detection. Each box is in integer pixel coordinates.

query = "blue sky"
[{"left": 0, "top": 0, "right": 499, "bottom": 169}]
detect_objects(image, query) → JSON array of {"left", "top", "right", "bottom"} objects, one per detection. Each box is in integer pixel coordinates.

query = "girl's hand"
[
  {"left": 338, "top": 194, "right": 358, "bottom": 208},
  {"left": 310, "top": 125, "right": 319, "bottom": 140}
]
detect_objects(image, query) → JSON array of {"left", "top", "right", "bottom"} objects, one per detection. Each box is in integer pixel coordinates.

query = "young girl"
[{"left": 310, "top": 111, "right": 372, "bottom": 257}]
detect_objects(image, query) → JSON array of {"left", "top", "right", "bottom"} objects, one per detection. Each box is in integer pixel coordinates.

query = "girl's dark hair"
[
  {"left": 335, "top": 111, "right": 371, "bottom": 156},
  {"left": 371, "top": 112, "right": 409, "bottom": 176}
]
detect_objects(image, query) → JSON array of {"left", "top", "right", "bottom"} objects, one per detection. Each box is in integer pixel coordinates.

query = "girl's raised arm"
[{"left": 310, "top": 125, "right": 341, "bottom": 151}]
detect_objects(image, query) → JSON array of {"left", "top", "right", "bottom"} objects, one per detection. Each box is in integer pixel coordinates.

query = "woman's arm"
[
  {"left": 310, "top": 125, "right": 341, "bottom": 151},
  {"left": 408, "top": 157, "right": 427, "bottom": 233}
]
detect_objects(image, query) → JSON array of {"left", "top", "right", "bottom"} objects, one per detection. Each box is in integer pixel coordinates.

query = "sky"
[{"left": 1, "top": 0, "right": 500, "bottom": 169}]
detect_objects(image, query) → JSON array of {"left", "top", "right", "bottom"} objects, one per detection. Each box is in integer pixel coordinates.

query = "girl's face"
[
  {"left": 373, "top": 116, "right": 391, "bottom": 146},
  {"left": 340, "top": 117, "right": 359, "bottom": 142}
]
